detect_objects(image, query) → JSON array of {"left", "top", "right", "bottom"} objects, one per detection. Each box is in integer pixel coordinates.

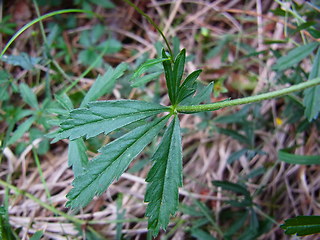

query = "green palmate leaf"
[
  {"left": 162, "top": 49, "right": 174, "bottom": 103},
  {"left": 303, "top": 47, "right": 320, "bottom": 121},
  {"left": 1, "top": 53, "right": 41, "bottom": 70},
  {"left": 281, "top": 216, "right": 320, "bottom": 236},
  {"left": 145, "top": 115, "right": 182, "bottom": 235},
  {"left": 80, "top": 24, "right": 104, "bottom": 47},
  {"left": 132, "top": 57, "right": 169, "bottom": 81},
  {"left": 81, "top": 63, "right": 128, "bottom": 107},
  {"left": 68, "top": 139, "right": 89, "bottom": 177},
  {"left": 278, "top": 150, "right": 320, "bottom": 165},
  {"left": 51, "top": 100, "right": 169, "bottom": 142},
  {"left": 19, "top": 83, "right": 39, "bottom": 110},
  {"left": 272, "top": 42, "right": 318, "bottom": 71},
  {"left": 173, "top": 49, "right": 186, "bottom": 102},
  {"left": 66, "top": 115, "right": 170, "bottom": 208},
  {"left": 177, "top": 69, "right": 202, "bottom": 103}
]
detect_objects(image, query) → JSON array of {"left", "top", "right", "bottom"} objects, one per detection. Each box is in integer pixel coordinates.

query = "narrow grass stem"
[
  {"left": 32, "top": 148, "right": 52, "bottom": 202},
  {"left": 32, "top": 0, "right": 48, "bottom": 48},
  {"left": 122, "top": 0, "right": 174, "bottom": 59},
  {"left": 0, "top": 179, "right": 85, "bottom": 226},
  {"left": 176, "top": 77, "right": 320, "bottom": 113},
  {"left": 0, "top": 9, "right": 96, "bottom": 57}
]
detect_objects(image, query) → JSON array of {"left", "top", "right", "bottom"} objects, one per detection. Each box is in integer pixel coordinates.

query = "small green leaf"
[
  {"left": 98, "top": 38, "right": 122, "bottom": 54},
  {"left": 0, "top": 70, "right": 11, "bottom": 101},
  {"left": 66, "top": 115, "right": 170, "bottom": 209},
  {"left": 54, "top": 93, "right": 74, "bottom": 111},
  {"left": 172, "top": 36, "right": 181, "bottom": 58},
  {"left": 278, "top": 150, "right": 320, "bottom": 165},
  {"left": 52, "top": 100, "right": 169, "bottom": 142},
  {"left": 7, "top": 116, "right": 36, "bottom": 146},
  {"left": 132, "top": 58, "right": 169, "bottom": 82},
  {"left": 173, "top": 49, "right": 186, "bottom": 101},
  {"left": 30, "top": 231, "right": 44, "bottom": 240},
  {"left": 78, "top": 49, "right": 101, "bottom": 67},
  {"left": 162, "top": 49, "right": 174, "bottom": 103},
  {"left": 272, "top": 42, "right": 319, "bottom": 71},
  {"left": 81, "top": 63, "right": 128, "bottom": 107},
  {"left": 145, "top": 115, "right": 182, "bottom": 235},
  {"left": 89, "top": 0, "right": 115, "bottom": 8},
  {"left": 206, "top": 35, "right": 232, "bottom": 59},
  {"left": 213, "top": 180, "right": 251, "bottom": 198},
  {"left": 303, "top": 47, "right": 320, "bottom": 121},
  {"left": 193, "top": 200, "right": 218, "bottom": 228},
  {"left": 177, "top": 69, "right": 202, "bottom": 103},
  {"left": 191, "top": 229, "right": 217, "bottom": 240},
  {"left": 281, "top": 216, "right": 320, "bottom": 236},
  {"left": 213, "top": 180, "right": 252, "bottom": 207},
  {"left": 0, "top": 206, "right": 15, "bottom": 240},
  {"left": 1, "top": 53, "right": 41, "bottom": 70},
  {"left": 224, "top": 210, "right": 249, "bottom": 238},
  {"left": 217, "top": 127, "right": 251, "bottom": 146},
  {"left": 180, "top": 82, "right": 214, "bottom": 107},
  {"left": 131, "top": 71, "right": 162, "bottom": 87},
  {"left": 68, "top": 139, "right": 89, "bottom": 177},
  {"left": 19, "top": 83, "right": 39, "bottom": 109}
]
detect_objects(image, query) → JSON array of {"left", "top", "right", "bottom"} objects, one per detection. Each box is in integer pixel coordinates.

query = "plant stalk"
[
  {"left": 122, "top": 0, "right": 174, "bottom": 59},
  {"left": 0, "top": 179, "right": 85, "bottom": 225},
  {"left": 0, "top": 9, "right": 97, "bottom": 57},
  {"left": 176, "top": 77, "right": 320, "bottom": 113}
]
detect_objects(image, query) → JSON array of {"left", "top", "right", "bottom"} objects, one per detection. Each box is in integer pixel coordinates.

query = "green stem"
[
  {"left": 32, "top": 148, "right": 52, "bottom": 202},
  {"left": 0, "top": 9, "right": 96, "bottom": 57},
  {"left": 0, "top": 179, "right": 107, "bottom": 238},
  {"left": 176, "top": 77, "right": 320, "bottom": 113},
  {"left": 0, "top": 179, "right": 85, "bottom": 226},
  {"left": 122, "top": 0, "right": 174, "bottom": 59}
]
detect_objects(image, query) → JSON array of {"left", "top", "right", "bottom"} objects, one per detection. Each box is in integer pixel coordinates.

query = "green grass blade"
[
  {"left": 272, "top": 42, "right": 319, "bottom": 71},
  {"left": 162, "top": 49, "right": 174, "bottom": 103},
  {"left": 172, "top": 49, "right": 186, "bottom": 102},
  {"left": 303, "top": 47, "right": 320, "bottom": 121},
  {"left": 66, "top": 115, "right": 170, "bottom": 209},
  {"left": 145, "top": 115, "right": 182, "bottom": 236},
  {"left": 1, "top": 9, "right": 96, "bottom": 57},
  {"left": 281, "top": 216, "right": 320, "bottom": 236},
  {"left": 278, "top": 150, "right": 320, "bottom": 165}
]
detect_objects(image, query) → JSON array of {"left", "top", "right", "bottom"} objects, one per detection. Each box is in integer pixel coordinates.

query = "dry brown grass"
[{"left": 1, "top": 0, "right": 320, "bottom": 239}]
